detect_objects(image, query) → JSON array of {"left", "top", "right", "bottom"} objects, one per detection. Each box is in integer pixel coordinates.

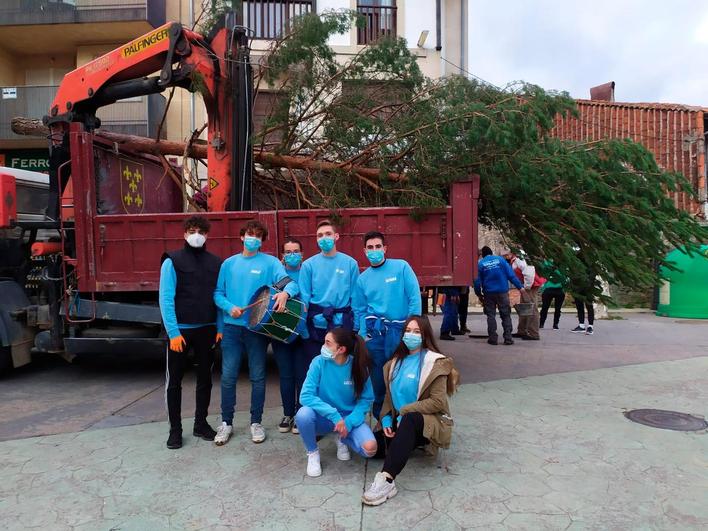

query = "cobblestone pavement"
[{"left": 2, "top": 355, "right": 707, "bottom": 530}]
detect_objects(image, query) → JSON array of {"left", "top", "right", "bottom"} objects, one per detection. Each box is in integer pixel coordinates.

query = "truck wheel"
[{"left": 0, "top": 346, "right": 12, "bottom": 373}]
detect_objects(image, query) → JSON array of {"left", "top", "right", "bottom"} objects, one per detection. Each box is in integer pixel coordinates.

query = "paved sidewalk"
[{"left": 2, "top": 356, "right": 707, "bottom": 530}]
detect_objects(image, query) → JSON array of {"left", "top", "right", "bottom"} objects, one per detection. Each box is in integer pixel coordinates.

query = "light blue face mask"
[
  {"left": 402, "top": 332, "right": 423, "bottom": 351},
  {"left": 317, "top": 237, "right": 335, "bottom": 253},
  {"left": 366, "top": 250, "right": 385, "bottom": 266},
  {"left": 244, "top": 236, "right": 262, "bottom": 252},
  {"left": 320, "top": 344, "right": 335, "bottom": 360},
  {"left": 284, "top": 252, "right": 302, "bottom": 268}
]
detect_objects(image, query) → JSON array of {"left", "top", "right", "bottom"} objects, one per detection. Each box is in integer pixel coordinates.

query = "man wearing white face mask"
[
  {"left": 159, "top": 216, "right": 223, "bottom": 450},
  {"left": 353, "top": 231, "right": 421, "bottom": 420}
]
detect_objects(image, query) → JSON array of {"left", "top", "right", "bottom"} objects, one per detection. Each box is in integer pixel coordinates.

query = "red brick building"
[{"left": 552, "top": 84, "right": 707, "bottom": 218}]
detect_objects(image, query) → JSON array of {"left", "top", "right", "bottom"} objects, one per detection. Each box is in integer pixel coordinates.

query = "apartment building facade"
[{"left": 0, "top": 0, "right": 468, "bottom": 171}]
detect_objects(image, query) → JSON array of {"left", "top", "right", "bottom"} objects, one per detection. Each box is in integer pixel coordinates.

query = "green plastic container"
[{"left": 656, "top": 245, "right": 708, "bottom": 318}]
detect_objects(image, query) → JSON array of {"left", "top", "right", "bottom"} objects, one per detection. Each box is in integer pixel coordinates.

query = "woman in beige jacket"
[{"left": 362, "top": 315, "right": 459, "bottom": 506}]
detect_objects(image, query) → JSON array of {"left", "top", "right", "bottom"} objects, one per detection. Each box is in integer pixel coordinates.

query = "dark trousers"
[
  {"left": 272, "top": 337, "right": 303, "bottom": 417},
  {"left": 540, "top": 287, "right": 565, "bottom": 328},
  {"left": 575, "top": 299, "right": 595, "bottom": 325},
  {"left": 382, "top": 412, "right": 429, "bottom": 479},
  {"left": 166, "top": 325, "right": 216, "bottom": 432},
  {"left": 458, "top": 288, "right": 469, "bottom": 330},
  {"left": 482, "top": 292, "right": 513, "bottom": 342}
]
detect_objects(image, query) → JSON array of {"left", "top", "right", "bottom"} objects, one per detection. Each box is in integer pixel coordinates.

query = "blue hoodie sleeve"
[
  {"left": 299, "top": 357, "right": 342, "bottom": 423},
  {"left": 298, "top": 260, "right": 312, "bottom": 307},
  {"left": 344, "top": 376, "right": 374, "bottom": 431},
  {"left": 505, "top": 260, "right": 524, "bottom": 289},
  {"left": 158, "top": 259, "right": 180, "bottom": 340},
  {"left": 403, "top": 262, "right": 422, "bottom": 316},
  {"left": 272, "top": 257, "right": 299, "bottom": 298},
  {"left": 353, "top": 276, "right": 367, "bottom": 337},
  {"left": 214, "top": 259, "right": 236, "bottom": 314}
]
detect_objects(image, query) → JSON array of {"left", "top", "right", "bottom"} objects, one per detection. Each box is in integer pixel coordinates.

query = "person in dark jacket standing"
[
  {"left": 159, "top": 216, "right": 223, "bottom": 449},
  {"left": 473, "top": 246, "right": 524, "bottom": 345}
]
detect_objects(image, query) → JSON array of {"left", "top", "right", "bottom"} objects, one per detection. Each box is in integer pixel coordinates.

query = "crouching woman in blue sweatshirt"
[
  {"left": 296, "top": 328, "right": 377, "bottom": 477},
  {"left": 362, "top": 315, "right": 459, "bottom": 506}
]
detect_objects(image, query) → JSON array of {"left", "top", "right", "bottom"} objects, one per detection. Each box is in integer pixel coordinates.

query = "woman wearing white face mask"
[
  {"left": 296, "top": 328, "right": 377, "bottom": 477},
  {"left": 362, "top": 315, "right": 459, "bottom": 506}
]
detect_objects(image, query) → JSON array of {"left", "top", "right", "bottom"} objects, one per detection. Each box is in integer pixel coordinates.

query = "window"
[
  {"left": 243, "top": 1, "right": 315, "bottom": 40},
  {"left": 357, "top": 0, "right": 397, "bottom": 45}
]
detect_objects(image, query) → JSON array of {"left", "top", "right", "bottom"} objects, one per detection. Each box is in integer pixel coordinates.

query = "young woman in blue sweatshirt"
[
  {"left": 296, "top": 328, "right": 377, "bottom": 477},
  {"left": 363, "top": 315, "right": 458, "bottom": 506}
]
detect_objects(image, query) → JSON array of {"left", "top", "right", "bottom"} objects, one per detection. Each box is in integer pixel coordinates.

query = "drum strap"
[{"left": 273, "top": 276, "right": 293, "bottom": 291}]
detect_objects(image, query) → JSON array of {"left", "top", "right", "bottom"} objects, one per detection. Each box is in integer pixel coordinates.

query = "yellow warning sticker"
[
  {"left": 121, "top": 28, "right": 170, "bottom": 58},
  {"left": 209, "top": 177, "right": 219, "bottom": 190}
]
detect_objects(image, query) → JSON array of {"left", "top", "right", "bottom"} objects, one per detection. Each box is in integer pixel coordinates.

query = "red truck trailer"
[{"left": 0, "top": 14, "right": 478, "bottom": 369}]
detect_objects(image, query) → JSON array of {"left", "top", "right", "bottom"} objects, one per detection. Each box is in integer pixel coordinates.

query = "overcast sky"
[{"left": 467, "top": 0, "right": 708, "bottom": 106}]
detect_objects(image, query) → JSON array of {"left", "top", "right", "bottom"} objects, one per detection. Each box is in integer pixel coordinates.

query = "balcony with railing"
[
  {"left": 357, "top": 2, "right": 397, "bottom": 45},
  {"left": 0, "top": 85, "right": 166, "bottom": 140},
  {"left": 243, "top": 0, "right": 315, "bottom": 40},
  {"left": 0, "top": 0, "right": 165, "bottom": 28}
]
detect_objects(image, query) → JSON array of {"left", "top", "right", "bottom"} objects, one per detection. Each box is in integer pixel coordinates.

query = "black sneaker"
[
  {"left": 487, "top": 338, "right": 498, "bottom": 345},
  {"left": 571, "top": 325, "right": 586, "bottom": 333},
  {"left": 504, "top": 339, "right": 514, "bottom": 345},
  {"left": 167, "top": 429, "right": 183, "bottom": 449},
  {"left": 278, "top": 416, "right": 294, "bottom": 433},
  {"left": 512, "top": 333, "right": 524, "bottom": 338},
  {"left": 460, "top": 327, "right": 471, "bottom": 334},
  {"left": 552, "top": 325, "right": 560, "bottom": 330},
  {"left": 193, "top": 422, "right": 217, "bottom": 441},
  {"left": 585, "top": 325, "right": 594, "bottom": 335},
  {"left": 521, "top": 335, "right": 540, "bottom": 340},
  {"left": 439, "top": 333, "right": 456, "bottom": 341},
  {"left": 451, "top": 331, "right": 465, "bottom": 336}
]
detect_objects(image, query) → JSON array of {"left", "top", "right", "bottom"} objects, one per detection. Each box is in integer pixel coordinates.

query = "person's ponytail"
[{"left": 329, "top": 328, "right": 371, "bottom": 398}]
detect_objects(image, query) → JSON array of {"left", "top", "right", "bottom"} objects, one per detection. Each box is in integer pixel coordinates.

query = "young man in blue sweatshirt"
[
  {"left": 213, "top": 220, "right": 299, "bottom": 446},
  {"left": 159, "top": 216, "right": 223, "bottom": 449},
  {"left": 353, "top": 230, "right": 421, "bottom": 419},
  {"left": 298, "top": 220, "right": 360, "bottom": 364},
  {"left": 473, "top": 246, "right": 524, "bottom": 345}
]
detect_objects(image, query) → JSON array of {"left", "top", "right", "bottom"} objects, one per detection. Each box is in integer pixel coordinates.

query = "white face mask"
[{"left": 186, "top": 233, "right": 206, "bottom": 248}]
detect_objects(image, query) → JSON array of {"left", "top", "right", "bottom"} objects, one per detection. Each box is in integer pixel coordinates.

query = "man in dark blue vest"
[{"left": 159, "top": 216, "right": 223, "bottom": 449}]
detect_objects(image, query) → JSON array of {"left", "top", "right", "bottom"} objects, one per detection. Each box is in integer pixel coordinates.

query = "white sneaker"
[
  {"left": 336, "top": 438, "right": 351, "bottom": 461},
  {"left": 362, "top": 472, "right": 397, "bottom": 506},
  {"left": 250, "top": 422, "right": 266, "bottom": 443},
  {"left": 214, "top": 422, "right": 233, "bottom": 446},
  {"left": 307, "top": 450, "right": 322, "bottom": 477}
]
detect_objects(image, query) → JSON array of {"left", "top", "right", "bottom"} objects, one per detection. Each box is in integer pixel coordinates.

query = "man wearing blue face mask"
[
  {"left": 353, "top": 231, "right": 421, "bottom": 419},
  {"left": 213, "top": 220, "right": 299, "bottom": 446},
  {"left": 299, "top": 220, "right": 360, "bottom": 369}
]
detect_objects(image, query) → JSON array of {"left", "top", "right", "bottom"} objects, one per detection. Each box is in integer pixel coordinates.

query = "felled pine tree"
[{"left": 249, "top": 11, "right": 707, "bottom": 298}]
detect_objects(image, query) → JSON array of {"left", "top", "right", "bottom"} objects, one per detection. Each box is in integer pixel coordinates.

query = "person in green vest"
[{"left": 539, "top": 261, "right": 568, "bottom": 330}]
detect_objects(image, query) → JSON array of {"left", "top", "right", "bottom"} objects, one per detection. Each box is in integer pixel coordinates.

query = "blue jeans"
[
  {"left": 272, "top": 338, "right": 303, "bottom": 417},
  {"left": 220, "top": 324, "right": 269, "bottom": 425},
  {"left": 441, "top": 298, "right": 460, "bottom": 335},
  {"left": 365, "top": 320, "right": 404, "bottom": 419},
  {"left": 294, "top": 406, "right": 376, "bottom": 457}
]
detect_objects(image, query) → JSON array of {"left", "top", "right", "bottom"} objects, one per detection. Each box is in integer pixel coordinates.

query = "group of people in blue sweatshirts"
[{"left": 159, "top": 216, "right": 458, "bottom": 506}]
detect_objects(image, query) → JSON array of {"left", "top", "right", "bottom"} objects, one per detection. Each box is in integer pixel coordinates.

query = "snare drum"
[{"left": 247, "top": 286, "right": 306, "bottom": 344}]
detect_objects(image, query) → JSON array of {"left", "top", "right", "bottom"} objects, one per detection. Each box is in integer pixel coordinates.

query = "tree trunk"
[{"left": 10, "top": 117, "right": 402, "bottom": 182}]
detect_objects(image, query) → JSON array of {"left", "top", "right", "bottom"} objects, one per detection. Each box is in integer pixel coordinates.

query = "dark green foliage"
[{"left": 252, "top": 12, "right": 708, "bottom": 297}]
